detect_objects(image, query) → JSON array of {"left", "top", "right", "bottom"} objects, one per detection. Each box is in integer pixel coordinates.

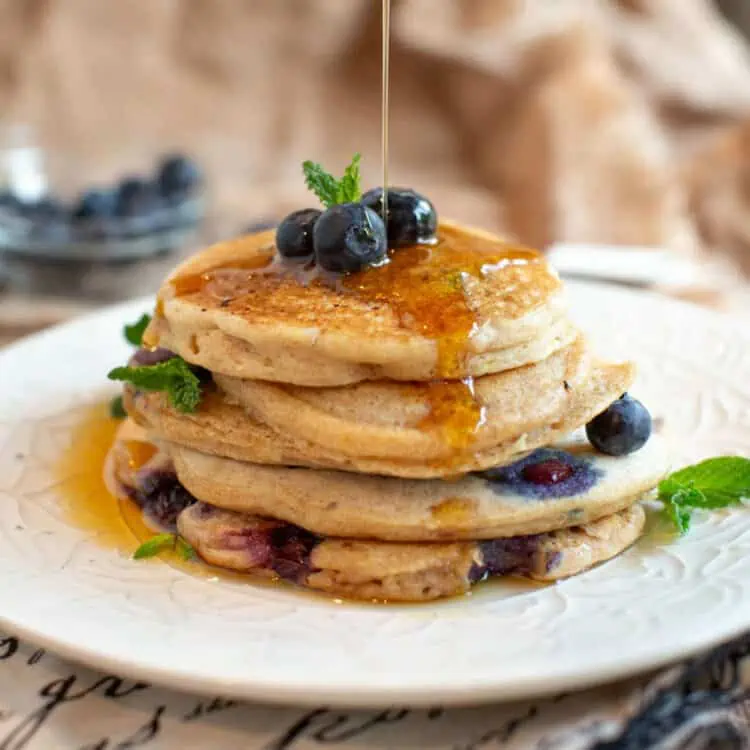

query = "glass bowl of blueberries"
[{"left": 0, "top": 145, "right": 207, "bottom": 301}]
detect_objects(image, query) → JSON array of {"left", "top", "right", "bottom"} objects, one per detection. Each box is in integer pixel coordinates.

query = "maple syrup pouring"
[{"left": 382, "top": 0, "right": 391, "bottom": 230}]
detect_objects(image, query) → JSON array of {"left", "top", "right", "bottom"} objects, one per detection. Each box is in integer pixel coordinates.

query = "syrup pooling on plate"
[
  {"left": 56, "top": 403, "right": 253, "bottom": 581},
  {"left": 55, "top": 403, "right": 148, "bottom": 552},
  {"left": 122, "top": 439, "right": 157, "bottom": 470}
]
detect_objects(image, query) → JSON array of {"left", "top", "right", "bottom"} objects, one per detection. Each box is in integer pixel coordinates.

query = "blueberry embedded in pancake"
[
  {"left": 106, "top": 419, "right": 196, "bottom": 531},
  {"left": 476, "top": 448, "right": 603, "bottom": 500},
  {"left": 106, "top": 420, "right": 657, "bottom": 601},
  {"left": 177, "top": 502, "right": 647, "bottom": 602}
]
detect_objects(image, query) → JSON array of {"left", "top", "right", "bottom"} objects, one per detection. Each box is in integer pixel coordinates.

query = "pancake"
[
  {"left": 177, "top": 502, "right": 647, "bottom": 602},
  {"left": 213, "top": 337, "right": 600, "bottom": 460},
  {"left": 124, "top": 352, "right": 634, "bottom": 478},
  {"left": 169, "top": 431, "right": 668, "bottom": 541},
  {"left": 144, "top": 220, "right": 571, "bottom": 386}
]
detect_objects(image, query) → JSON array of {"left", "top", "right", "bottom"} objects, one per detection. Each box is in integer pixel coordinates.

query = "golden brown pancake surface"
[{"left": 145, "top": 221, "right": 569, "bottom": 385}]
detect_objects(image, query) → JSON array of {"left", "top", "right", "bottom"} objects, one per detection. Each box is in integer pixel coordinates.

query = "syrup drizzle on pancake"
[
  {"left": 164, "top": 226, "right": 540, "bottom": 452},
  {"left": 417, "top": 378, "right": 487, "bottom": 451}
]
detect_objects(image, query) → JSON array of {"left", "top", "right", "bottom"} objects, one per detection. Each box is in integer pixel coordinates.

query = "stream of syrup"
[{"left": 382, "top": 0, "right": 391, "bottom": 229}]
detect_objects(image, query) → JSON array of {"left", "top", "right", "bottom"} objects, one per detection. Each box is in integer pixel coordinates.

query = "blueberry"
[
  {"left": 361, "top": 187, "right": 437, "bottom": 248},
  {"left": 115, "top": 177, "right": 162, "bottom": 219},
  {"left": 157, "top": 154, "right": 202, "bottom": 198},
  {"left": 586, "top": 394, "right": 652, "bottom": 456},
  {"left": 313, "top": 203, "right": 387, "bottom": 273},
  {"left": 72, "top": 188, "right": 115, "bottom": 221},
  {"left": 478, "top": 449, "right": 601, "bottom": 500},
  {"left": 134, "top": 470, "right": 196, "bottom": 531},
  {"left": 269, "top": 524, "right": 320, "bottom": 582},
  {"left": 276, "top": 208, "right": 321, "bottom": 260},
  {"left": 130, "top": 347, "right": 176, "bottom": 366},
  {"left": 521, "top": 459, "right": 574, "bottom": 486},
  {"left": 0, "top": 190, "right": 21, "bottom": 212}
]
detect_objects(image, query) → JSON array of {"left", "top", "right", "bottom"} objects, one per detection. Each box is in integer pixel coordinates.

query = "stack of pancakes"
[{"left": 112, "top": 220, "right": 668, "bottom": 602}]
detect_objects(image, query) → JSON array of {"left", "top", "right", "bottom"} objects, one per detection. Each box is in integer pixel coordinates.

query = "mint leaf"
[
  {"left": 303, "top": 161, "right": 340, "bottom": 208},
  {"left": 665, "top": 457, "right": 750, "bottom": 500},
  {"left": 134, "top": 534, "right": 196, "bottom": 561},
  {"left": 659, "top": 457, "right": 750, "bottom": 534},
  {"left": 337, "top": 153, "right": 362, "bottom": 204},
  {"left": 107, "top": 357, "right": 202, "bottom": 413},
  {"left": 109, "top": 395, "right": 126, "bottom": 420},
  {"left": 665, "top": 497, "right": 692, "bottom": 534},
  {"left": 176, "top": 537, "right": 197, "bottom": 561},
  {"left": 302, "top": 154, "right": 363, "bottom": 208},
  {"left": 124, "top": 314, "right": 152, "bottom": 347},
  {"left": 133, "top": 534, "right": 176, "bottom": 560}
]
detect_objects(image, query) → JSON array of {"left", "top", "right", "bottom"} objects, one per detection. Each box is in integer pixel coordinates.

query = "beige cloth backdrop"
[{"left": 2, "top": 0, "right": 750, "bottom": 270}]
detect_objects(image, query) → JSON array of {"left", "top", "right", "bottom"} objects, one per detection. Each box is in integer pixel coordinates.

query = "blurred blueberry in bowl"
[
  {"left": 0, "top": 149, "right": 207, "bottom": 301},
  {"left": 0, "top": 190, "right": 22, "bottom": 213},
  {"left": 73, "top": 188, "right": 116, "bottom": 221},
  {"left": 114, "top": 177, "right": 166, "bottom": 236},
  {"left": 115, "top": 177, "right": 161, "bottom": 217},
  {"left": 157, "top": 154, "right": 202, "bottom": 202}
]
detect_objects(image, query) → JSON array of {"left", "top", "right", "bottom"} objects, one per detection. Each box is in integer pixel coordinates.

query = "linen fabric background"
[{"left": 3, "top": 0, "right": 750, "bottom": 273}]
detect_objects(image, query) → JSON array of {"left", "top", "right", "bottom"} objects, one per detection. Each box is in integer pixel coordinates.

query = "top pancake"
[{"left": 145, "top": 220, "right": 570, "bottom": 386}]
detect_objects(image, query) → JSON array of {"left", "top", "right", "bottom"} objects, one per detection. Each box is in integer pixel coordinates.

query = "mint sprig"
[
  {"left": 134, "top": 533, "right": 196, "bottom": 561},
  {"left": 108, "top": 358, "right": 202, "bottom": 414},
  {"left": 303, "top": 154, "right": 362, "bottom": 208},
  {"left": 337, "top": 153, "right": 362, "bottom": 204},
  {"left": 110, "top": 313, "right": 154, "bottom": 420},
  {"left": 659, "top": 457, "right": 750, "bottom": 533},
  {"left": 123, "top": 313, "right": 152, "bottom": 347},
  {"left": 109, "top": 395, "right": 127, "bottom": 419}
]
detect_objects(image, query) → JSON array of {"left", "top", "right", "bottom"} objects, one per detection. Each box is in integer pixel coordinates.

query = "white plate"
[{"left": 1, "top": 282, "right": 750, "bottom": 708}]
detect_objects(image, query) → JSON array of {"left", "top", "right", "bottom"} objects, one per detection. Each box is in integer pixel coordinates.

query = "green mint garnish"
[
  {"left": 337, "top": 153, "right": 362, "bottom": 204},
  {"left": 659, "top": 457, "right": 750, "bottom": 534},
  {"left": 107, "top": 357, "right": 202, "bottom": 414},
  {"left": 303, "top": 153, "right": 362, "bottom": 208},
  {"left": 133, "top": 534, "right": 175, "bottom": 560},
  {"left": 176, "top": 537, "right": 197, "bottom": 561},
  {"left": 123, "top": 314, "right": 152, "bottom": 347},
  {"left": 109, "top": 395, "right": 127, "bottom": 420},
  {"left": 134, "top": 533, "right": 196, "bottom": 561}
]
